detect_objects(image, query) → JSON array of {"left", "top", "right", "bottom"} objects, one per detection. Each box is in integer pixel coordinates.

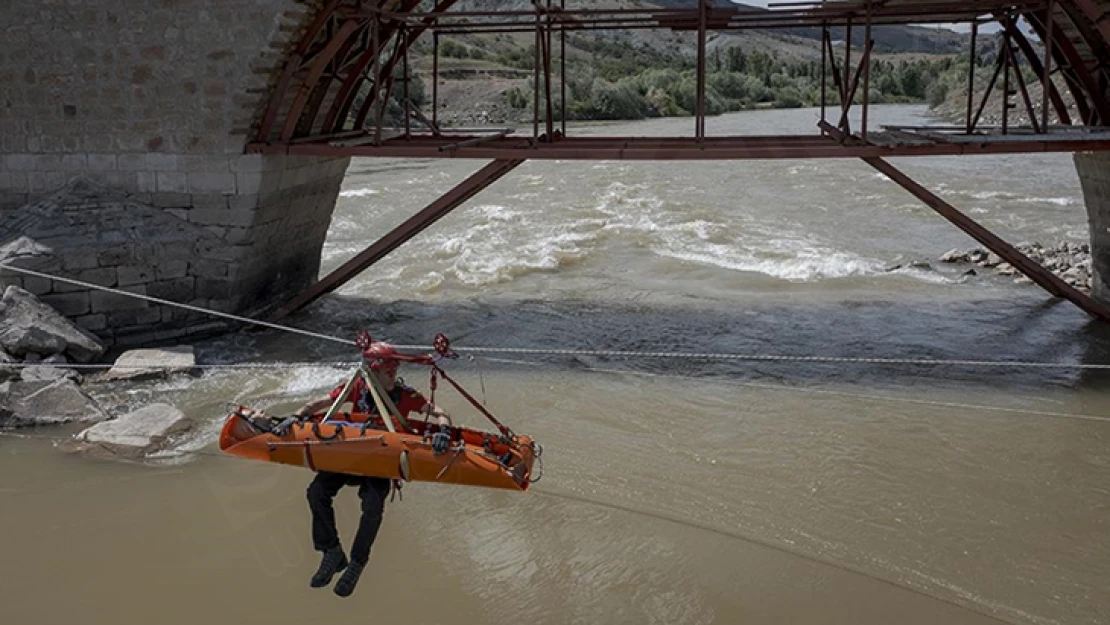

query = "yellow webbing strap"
[
  {"left": 362, "top": 367, "right": 412, "bottom": 433},
  {"left": 320, "top": 369, "right": 360, "bottom": 424}
]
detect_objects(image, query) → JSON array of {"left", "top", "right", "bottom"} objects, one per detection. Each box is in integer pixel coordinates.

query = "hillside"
[
  {"left": 388, "top": 1, "right": 969, "bottom": 127},
  {"left": 651, "top": 1, "right": 967, "bottom": 54}
]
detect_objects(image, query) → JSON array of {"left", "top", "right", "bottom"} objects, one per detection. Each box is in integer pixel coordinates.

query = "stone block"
[
  {"left": 188, "top": 172, "right": 236, "bottom": 194},
  {"left": 74, "top": 403, "right": 189, "bottom": 450},
  {"left": 33, "top": 154, "right": 62, "bottom": 171},
  {"left": 194, "top": 277, "right": 231, "bottom": 299},
  {"left": 117, "top": 154, "right": 146, "bottom": 171},
  {"left": 146, "top": 277, "right": 195, "bottom": 303},
  {"left": 73, "top": 313, "right": 107, "bottom": 332},
  {"left": 7, "top": 172, "right": 28, "bottom": 192},
  {"left": 21, "top": 275, "right": 52, "bottom": 296},
  {"left": 223, "top": 227, "right": 252, "bottom": 245},
  {"left": 117, "top": 265, "right": 155, "bottom": 287},
  {"left": 150, "top": 192, "right": 193, "bottom": 208},
  {"left": 61, "top": 154, "right": 87, "bottom": 171},
  {"left": 189, "top": 259, "right": 228, "bottom": 278},
  {"left": 155, "top": 260, "right": 189, "bottom": 280},
  {"left": 156, "top": 171, "right": 189, "bottom": 194},
  {"left": 60, "top": 251, "right": 101, "bottom": 272},
  {"left": 231, "top": 154, "right": 266, "bottom": 173},
  {"left": 136, "top": 171, "right": 157, "bottom": 193},
  {"left": 235, "top": 172, "right": 264, "bottom": 195},
  {"left": 278, "top": 171, "right": 299, "bottom": 191},
  {"left": 97, "top": 248, "right": 132, "bottom": 267},
  {"left": 39, "top": 292, "right": 91, "bottom": 316},
  {"left": 87, "top": 154, "right": 117, "bottom": 171},
  {"left": 189, "top": 192, "right": 228, "bottom": 210},
  {"left": 91, "top": 287, "right": 148, "bottom": 312},
  {"left": 0, "top": 193, "right": 28, "bottom": 209},
  {"left": 145, "top": 153, "right": 177, "bottom": 171},
  {"left": 188, "top": 208, "right": 256, "bottom": 228},
  {"left": 204, "top": 298, "right": 236, "bottom": 313},
  {"left": 100, "top": 347, "right": 195, "bottom": 382},
  {"left": 194, "top": 240, "right": 240, "bottom": 262},
  {"left": 106, "top": 307, "right": 163, "bottom": 327}
]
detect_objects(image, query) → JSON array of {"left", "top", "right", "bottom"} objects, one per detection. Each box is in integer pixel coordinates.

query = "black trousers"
[{"left": 307, "top": 471, "right": 391, "bottom": 565}]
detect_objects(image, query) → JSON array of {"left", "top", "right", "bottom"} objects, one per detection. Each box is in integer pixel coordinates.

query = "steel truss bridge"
[{"left": 250, "top": 1, "right": 1110, "bottom": 323}]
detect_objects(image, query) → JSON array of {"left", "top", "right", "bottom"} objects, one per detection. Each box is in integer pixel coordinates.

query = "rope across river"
[{"left": 4, "top": 262, "right": 1110, "bottom": 371}]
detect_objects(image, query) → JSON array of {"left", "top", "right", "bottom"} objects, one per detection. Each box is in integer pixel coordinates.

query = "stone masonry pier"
[{"left": 0, "top": 1, "right": 350, "bottom": 345}]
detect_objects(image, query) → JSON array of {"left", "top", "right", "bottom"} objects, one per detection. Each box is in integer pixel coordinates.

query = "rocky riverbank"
[
  {"left": 1, "top": 284, "right": 200, "bottom": 459},
  {"left": 936, "top": 241, "right": 1092, "bottom": 291}
]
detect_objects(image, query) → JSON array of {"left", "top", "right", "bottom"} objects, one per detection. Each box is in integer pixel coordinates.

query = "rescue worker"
[{"left": 290, "top": 341, "right": 452, "bottom": 597}]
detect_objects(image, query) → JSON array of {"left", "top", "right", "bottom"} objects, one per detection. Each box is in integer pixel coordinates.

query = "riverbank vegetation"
[{"left": 455, "top": 37, "right": 969, "bottom": 120}]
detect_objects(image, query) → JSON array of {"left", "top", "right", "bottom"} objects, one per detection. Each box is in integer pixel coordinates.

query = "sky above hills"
[{"left": 726, "top": 0, "right": 996, "bottom": 33}]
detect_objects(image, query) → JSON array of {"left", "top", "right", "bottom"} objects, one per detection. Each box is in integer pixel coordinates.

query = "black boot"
[
  {"left": 310, "top": 547, "right": 348, "bottom": 588},
  {"left": 333, "top": 559, "right": 366, "bottom": 597}
]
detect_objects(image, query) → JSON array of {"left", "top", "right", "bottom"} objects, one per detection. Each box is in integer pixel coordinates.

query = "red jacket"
[{"left": 327, "top": 378, "right": 427, "bottom": 423}]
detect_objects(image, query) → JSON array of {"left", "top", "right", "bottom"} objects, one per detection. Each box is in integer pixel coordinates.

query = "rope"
[
  {"left": 0, "top": 263, "right": 354, "bottom": 347},
  {"left": 5, "top": 261, "right": 1110, "bottom": 371},
  {"left": 580, "top": 366, "right": 1110, "bottom": 424},
  {"left": 6, "top": 362, "right": 358, "bottom": 370},
  {"left": 395, "top": 346, "right": 1110, "bottom": 370}
]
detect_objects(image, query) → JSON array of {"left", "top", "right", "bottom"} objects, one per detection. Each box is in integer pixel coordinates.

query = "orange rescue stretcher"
[{"left": 218, "top": 333, "right": 541, "bottom": 492}]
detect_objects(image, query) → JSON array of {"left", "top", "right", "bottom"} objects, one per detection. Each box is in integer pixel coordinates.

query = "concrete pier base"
[{"left": 1076, "top": 151, "right": 1110, "bottom": 305}]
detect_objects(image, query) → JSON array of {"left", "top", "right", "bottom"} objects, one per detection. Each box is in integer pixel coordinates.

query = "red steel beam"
[
  {"left": 269, "top": 158, "right": 525, "bottom": 319},
  {"left": 1005, "top": 30, "right": 1041, "bottom": 134},
  {"left": 256, "top": 0, "right": 345, "bottom": 142},
  {"left": 249, "top": 134, "right": 1110, "bottom": 160},
  {"left": 1023, "top": 9, "right": 1092, "bottom": 124},
  {"left": 1025, "top": 9, "right": 1108, "bottom": 125},
  {"left": 696, "top": 0, "right": 707, "bottom": 140},
  {"left": 838, "top": 39, "right": 875, "bottom": 137},
  {"left": 820, "top": 121, "right": 1110, "bottom": 322},
  {"left": 280, "top": 18, "right": 363, "bottom": 142},
  {"left": 1041, "top": 0, "right": 1055, "bottom": 131},
  {"left": 970, "top": 49, "right": 1006, "bottom": 132},
  {"left": 861, "top": 5, "right": 872, "bottom": 142},
  {"left": 866, "top": 156, "right": 1110, "bottom": 322},
  {"left": 966, "top": 21, "right": 978, "bottom": 134},
  {"left": 326, "top": 0, "right": 447, "bottom": 134},
  {"left": 1005, "top": 13, "right": 1071, "bottom": 126},
  {"left": 1070, "top": 0, "right": 1110, "bottom": 43}
]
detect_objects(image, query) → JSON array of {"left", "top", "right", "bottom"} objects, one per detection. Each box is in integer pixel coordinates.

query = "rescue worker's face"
[{"left": 373, "top": 365, "right": 398, "bottom": 390}]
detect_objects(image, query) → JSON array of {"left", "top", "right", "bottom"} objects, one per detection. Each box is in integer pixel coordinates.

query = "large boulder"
[
  {"left": 73, "top": 404, "right": 190, "bottom": 456},
  {"left": 0, "top": 286, "right": 105, "bottom": 362},
  {"left": 0, "top": 236, "right": 52, "bottom": 263},
  {"left": 0, "top": 378, "right": 108, "bottom": 427},
  {"left": 0, "top": 348, "right": 15, "bottom": 382},
  {"left": 97, "top": 346, "right": 196, "bottom": 382}
]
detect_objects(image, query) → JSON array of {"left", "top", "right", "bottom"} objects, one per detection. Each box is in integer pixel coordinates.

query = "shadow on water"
[{"left": 198, "top": 292, "right": 1110, "bottom": 393}]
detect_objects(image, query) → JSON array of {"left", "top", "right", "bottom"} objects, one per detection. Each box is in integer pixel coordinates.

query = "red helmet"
[{"left": 363, "top": 341, "right": 400, "bottom": 372}]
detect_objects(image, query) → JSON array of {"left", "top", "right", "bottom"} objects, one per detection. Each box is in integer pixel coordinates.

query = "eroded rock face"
[
  {"left": 74, "top": 403, "right": 189, "bottom": 453},
  {"left": 0, "top": 286, "right": 105, "bottom": 363},
  {"left": 0, "top": 378, "right": 108, "bottom": 427}
]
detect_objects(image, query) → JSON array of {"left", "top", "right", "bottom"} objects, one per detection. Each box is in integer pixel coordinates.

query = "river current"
[{"left": 3, "top": 105, "right": 1109, "bottom": 625}]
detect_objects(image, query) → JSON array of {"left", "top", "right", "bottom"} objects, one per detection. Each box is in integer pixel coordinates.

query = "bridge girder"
[{"left": 251, "top": 0, "right": 1110, "bottom": 159}]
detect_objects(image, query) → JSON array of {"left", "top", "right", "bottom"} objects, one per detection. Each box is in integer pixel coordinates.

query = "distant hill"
[
  {"left": 393, "top": 1, "right": 967, "bottom": 127},
  {"left": 650, "top": 0, "right": 967, "bottom": 53}
]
